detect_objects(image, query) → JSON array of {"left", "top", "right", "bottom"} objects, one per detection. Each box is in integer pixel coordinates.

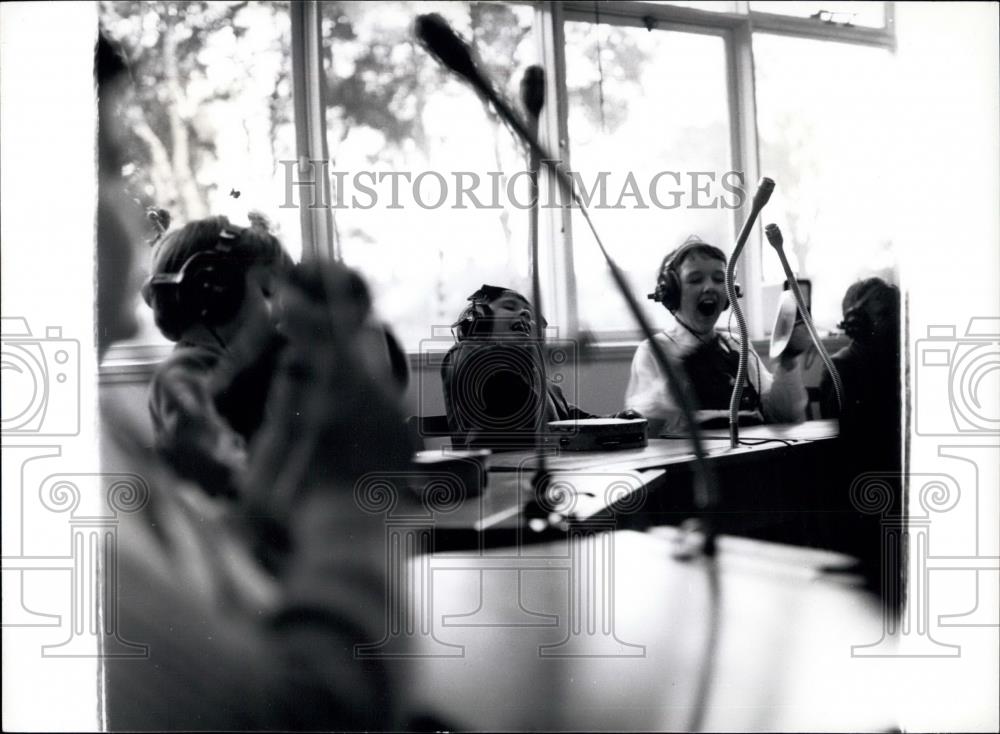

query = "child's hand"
[
  {"left": 245, "top": 262, "right": 412, "bottom": 515},
  {"left": 615, "top": 409, "right": 644, "bottom": 420}
]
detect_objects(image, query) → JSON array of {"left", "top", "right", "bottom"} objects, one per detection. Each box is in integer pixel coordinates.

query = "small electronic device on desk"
[
  {"left": 410, "top": 449, "right": 491, "bottom": 497},
  {"left": 546, "top": 417, "right": 648, "bottom": 451}
]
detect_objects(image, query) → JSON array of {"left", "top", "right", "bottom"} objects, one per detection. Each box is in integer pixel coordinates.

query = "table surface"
[
  {"left": 384, "top": 421, "right": 893, "bottom": 731},
  {"left": 413, "top": 420, "right": 839, "bottom": 539},
  {"left": 389, "top": 527, "right": 894, "bottom": 732}
]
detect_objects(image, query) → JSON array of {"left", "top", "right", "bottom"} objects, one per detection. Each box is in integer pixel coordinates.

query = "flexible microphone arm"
[
  {"left": 415, "top": 14, "right": 721, "bottom": 537},
  {"left": 764, "top": 224, "right": 844, "bottom": 412},
  {"left": 520, "top": 65, "right": 549, "bottom": 494},
  {"left": 726, "top": 178, "right": 774, "bottom": 449}
]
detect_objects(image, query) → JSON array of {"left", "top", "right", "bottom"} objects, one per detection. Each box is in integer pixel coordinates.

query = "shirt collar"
[{"left": 661, "top": 320, "right": 722, "bottom": 358}]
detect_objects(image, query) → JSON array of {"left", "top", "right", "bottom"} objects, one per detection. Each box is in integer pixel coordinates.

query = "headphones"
[
  {"left": 838, "top": 280, "right": 899, "bottom": 342},
  {"left": 141, "top": 226, "right": 248, "bottom": 327},
  {"left": 647, "top": 239, "right": 742, "bottom": 312}
]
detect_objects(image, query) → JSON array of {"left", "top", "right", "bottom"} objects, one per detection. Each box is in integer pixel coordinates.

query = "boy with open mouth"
[{"left": 626, "top": 237, "right": 808, "bottom": 435}]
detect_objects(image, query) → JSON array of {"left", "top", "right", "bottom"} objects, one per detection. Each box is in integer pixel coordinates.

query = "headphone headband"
[
  {"left": 142, "top": 225, "right": 245, "bottom": 295},
  {"left": 141, "top": 224, "right": 251, "bottom": 332},
  {"left": 649, "top": 239, "right": 736, "bottom": 311}
]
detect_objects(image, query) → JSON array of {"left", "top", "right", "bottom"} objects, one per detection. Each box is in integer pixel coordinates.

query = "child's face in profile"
[{"left": 238, "top": 264, "right": 282, "bottom": 341}]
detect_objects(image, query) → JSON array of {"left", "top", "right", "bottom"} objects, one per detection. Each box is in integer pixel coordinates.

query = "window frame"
[
  {"left": 98, "top": 0, "right": 895, "bottom": 378},
  {"left": 552, "top": 0, "right": 894, "bottom": 345}
]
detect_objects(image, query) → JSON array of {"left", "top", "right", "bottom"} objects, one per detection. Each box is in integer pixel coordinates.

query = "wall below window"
[{"left": 99, "top": 337, "right": 847, "bottom": 445}]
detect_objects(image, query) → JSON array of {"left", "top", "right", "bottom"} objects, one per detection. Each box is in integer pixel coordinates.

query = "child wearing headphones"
[
  {"left": 625, "top": 236, "right": 807, "bottom": 435},
  {"left": 821, "top": 277, "right": 901, "bottom": 452},
  {"left": 442, "top": 284, "right": 637, "bottom": 450},
  {"left": 142, "top": 214, "right": 293, "bottom": 499}
]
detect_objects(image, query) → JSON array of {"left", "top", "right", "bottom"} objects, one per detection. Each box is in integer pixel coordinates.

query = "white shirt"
[{"left": 624, "top": 321, "right": 807, "bottom": 434}]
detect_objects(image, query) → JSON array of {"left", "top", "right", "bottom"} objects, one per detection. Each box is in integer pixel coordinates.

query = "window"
[
  {"left": 754, "top": 32, "right": 897, "bottom": 330},
  {"left": 564, "top": 20, "right": 734, "bottom": 338},
  {"left": 99, "top": 0, "right": 296, "bottom": 348},
  {"left": 98, "top": 0, "right": 897, "bottom": 362},
  {"left": 320, "top": 0, "right": 537, "bottom": 348}
]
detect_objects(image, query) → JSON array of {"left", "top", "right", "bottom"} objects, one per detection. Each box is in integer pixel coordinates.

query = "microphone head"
[
  {"left": 764, "top": 223, "right": 784, "bottom": 250},
  {"left": 520, "top": 65, "right": 545, "bottom": 119},
  {"left": 752, "top": 177, "right": 775, "bottom": 210},
  {"left": 415, "top": 14, "right": 480, "bottom": 86}
]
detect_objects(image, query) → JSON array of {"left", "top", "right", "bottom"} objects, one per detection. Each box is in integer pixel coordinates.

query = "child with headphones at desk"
[
  {"left": 142, "top": 213, "right": 294, "bottom": 499},
  {"left": 442, "top": 284, "right": 639, "bottom": 450},
  {"left": 625, "top": 236, "right": 808, "bottom": 436}
]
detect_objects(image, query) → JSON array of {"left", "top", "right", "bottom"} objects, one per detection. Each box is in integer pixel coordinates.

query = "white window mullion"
[
  {"left": 728, "top": 18, "right": 766, "bottom": 339},
  {"left": 535, "top": 1, "right": 579, "bottom": 339},
  {"left": 290, "top": 0, "right": 337, "bottom": 262}
]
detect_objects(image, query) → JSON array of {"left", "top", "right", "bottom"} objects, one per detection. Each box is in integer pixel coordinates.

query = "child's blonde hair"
[{"left": 143, "top": 214, "right": 292, "bottom": 341}]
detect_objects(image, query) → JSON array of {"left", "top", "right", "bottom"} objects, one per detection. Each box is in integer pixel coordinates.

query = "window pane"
[
  {"left": 750, "top": 1, "right": 886, "bottom": 29},
  {"left": 565, "top": 22, "right": 734, "bottom": 338},
  {"left": 754, "top": 33, "right": 897, "bottom": 331},
  {"left": 320, "top": 1, "right": 536, "bottom": 349},
  {"left": 100, "top": 0, "right": 296, "bottom": 347}
]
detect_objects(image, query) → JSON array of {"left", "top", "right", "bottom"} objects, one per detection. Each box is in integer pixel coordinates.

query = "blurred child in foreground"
[{"left": 98, "top": 33, "right": 411, "bottom": 730}]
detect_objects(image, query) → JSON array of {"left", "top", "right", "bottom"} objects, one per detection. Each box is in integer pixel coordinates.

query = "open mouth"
[
  {"left": 696, "top": 296, "right": 719, "bottom": 316},
  {"left": 510, "top": 319, "right": 532, "bottom": 334}
]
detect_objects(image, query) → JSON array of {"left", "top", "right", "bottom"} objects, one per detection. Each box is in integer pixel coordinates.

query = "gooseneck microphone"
[
  {"left": 520, "top": 65, "right": 545, "bottom": 120},
  {"left": 415, "top": 14, "right": 482, "bottom": 87},
  {"left": 764, "top": 223, "right": 844, "bottom": 411},
  {"left": 520, "top": 64, "right": 548, "bottom": 494},
  {"left": 416, "top": 13, "right": 721, "bottom": 550},
  {"left": 726, "top": 178, "right": 774, "bottom": 449},
  {"left": 415, "top": 15, "right": 559, "bottom": 188}
]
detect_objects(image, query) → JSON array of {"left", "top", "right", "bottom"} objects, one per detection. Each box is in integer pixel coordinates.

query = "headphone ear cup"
[
  {"left": 455, "top": 314, "right": 473, "bottom": 341},
  {"left": 721, "top": 283, "right": 742, "bottom": 311},
  {"left": 140, "top": 278, "right": 155, "bottom": 307},
  {"left": 662, "top": 269, "right": 681, "bottom": 312},
  {"left": 840, "top": 305, "right": 872, "bottom": 340},
  {"left": 454, "top": 302, "right": 487, "bottom": 341},
  {"left": 180, "top": 256, "right": 245, "bottom": 326}
]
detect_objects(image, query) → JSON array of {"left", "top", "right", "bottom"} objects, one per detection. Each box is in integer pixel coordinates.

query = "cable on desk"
[{"left": 737, "top": 437, "right": 797, "bottom": 447}]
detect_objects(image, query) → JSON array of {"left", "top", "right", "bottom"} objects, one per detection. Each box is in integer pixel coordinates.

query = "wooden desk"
[
  {"left": 367, "top": 423, "right": 894, "bottom": 730},
  {"left": 409, "top": 421, "right": 841, "bottom": 550},
  {"left": 382, "top": 528, "right": 894, "bottom": 732}
]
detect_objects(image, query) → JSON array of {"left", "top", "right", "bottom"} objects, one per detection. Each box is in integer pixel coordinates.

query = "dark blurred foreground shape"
[
  {"left": 97, "top": 31, "right": 414, "bottom": 730},
  {"left": 820, "top": 277, "right": 903, "bottom": 599}
]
